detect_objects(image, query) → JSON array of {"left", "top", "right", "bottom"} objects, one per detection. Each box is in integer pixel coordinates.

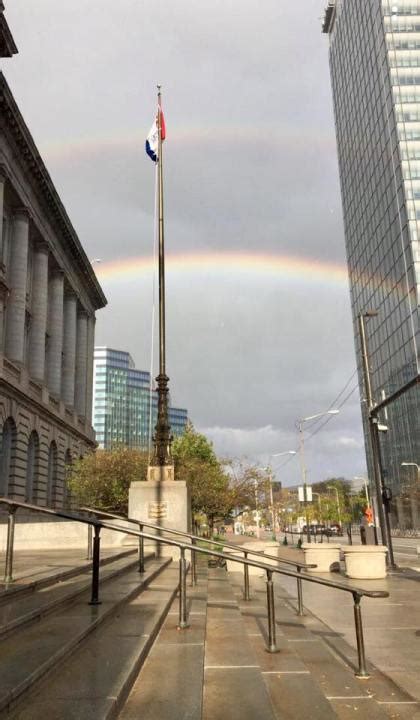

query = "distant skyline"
[{"left": 2, "top": 1, "right": 367, "bottom": 485}]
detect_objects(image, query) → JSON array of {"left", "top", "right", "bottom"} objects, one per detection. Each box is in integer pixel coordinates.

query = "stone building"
[{"left": 0, "top": 59, "right": 106, "bottom": 505}]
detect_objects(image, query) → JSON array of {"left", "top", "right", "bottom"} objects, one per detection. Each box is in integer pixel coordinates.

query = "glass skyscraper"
[
  {"left": 323, "top": 0, "right": 419, "bottom": 528},
  {"left": 93, "top": 347, "right": 188, "bottom": 452}
]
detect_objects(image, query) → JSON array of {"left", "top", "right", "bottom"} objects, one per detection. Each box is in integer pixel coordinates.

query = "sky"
[{"left": 1, "top": 1, "right": 368, "bottom": 485}]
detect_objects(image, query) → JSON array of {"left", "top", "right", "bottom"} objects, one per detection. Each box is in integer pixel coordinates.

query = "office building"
[
  {"left": 93, "top": 347, "right": 188, "bottom": 451},
  {"left": 323, "top": 0, "right": 420, "bottom": 528}
]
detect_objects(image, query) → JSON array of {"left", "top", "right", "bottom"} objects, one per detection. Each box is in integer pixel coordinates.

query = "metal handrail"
[
  {"left": 0, "top": 497, "right": 388, "bottom": 678},
  {"left": 79, "top": 505, "right": 316, "bottom": 606}
]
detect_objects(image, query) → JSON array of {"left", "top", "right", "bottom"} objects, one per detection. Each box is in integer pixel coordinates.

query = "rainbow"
[
  {"left": 40, "top": 126, "right": 335, "bottom": 163},
  {"left": 93, "top": 252, "right": 349, "bottom": 289}
]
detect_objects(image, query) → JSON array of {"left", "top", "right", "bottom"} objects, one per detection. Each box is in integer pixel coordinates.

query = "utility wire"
[{"left": 273, "top": 369, "right": 360, "bottom": 474}]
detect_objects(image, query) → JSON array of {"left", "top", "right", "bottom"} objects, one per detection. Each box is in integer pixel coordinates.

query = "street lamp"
[
  {"left": 268, "top": 451, "right": 296, "bottom": 539},
  {"left": 298, "top": 409, "right": 339, "bottom": 542},
  {"left": 327, "top": 485, "right": 342, "bottom": 528},
  {"left": 253, "top": 477, "right": 260, "bottom": 539},
  {"left": 401, "top": 462, "right": 420, "bottom": 476},
  {"left": 354, "top": 476, "right": 370, "bottom": 507},
  {"left": 312, "top": 491, "right": 322, "bottom": 515}
]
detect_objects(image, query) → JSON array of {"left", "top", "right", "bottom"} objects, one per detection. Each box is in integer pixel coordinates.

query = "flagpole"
[{"left": 152, "top": 83, "right": 172, "bottom": 467}]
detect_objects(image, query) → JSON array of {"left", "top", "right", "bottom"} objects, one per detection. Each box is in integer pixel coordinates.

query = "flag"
[{"left": 145, "top": 108, "right": 166, "bottom": 162}]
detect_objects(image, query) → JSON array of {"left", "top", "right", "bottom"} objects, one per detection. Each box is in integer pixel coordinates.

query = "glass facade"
[
  {"left": 93, "top": 347, "right": 188, "bottom": 451},
  {"left": 324, "top": 0, "right": 420, "bottom": 529}
]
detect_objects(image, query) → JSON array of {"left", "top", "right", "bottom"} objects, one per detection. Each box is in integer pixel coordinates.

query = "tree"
[
  {"left": 172, "top": 421, "right": 219, "bottom": 470},
  {"left": 66, "top": 447, "right": 148, "bottom": 514},
  {"left": 173, "top": 423, "right": 231, "bottom": 533}
]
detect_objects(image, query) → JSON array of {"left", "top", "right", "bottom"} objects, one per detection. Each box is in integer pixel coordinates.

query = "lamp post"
[
  {"left": 269, "top": 451, "right": 297, "bottom": 539},
  {"left": 297, "top": 409, "right": 339, "bottom": 543},
  {"left": 354, "top": 476, "right": 370, "bottom": 507},
  {"left": 327, "top": 485, "right": 342, "bottom": 529},
  {"left": 254, "top": 478, "right": 260, "bottom": 539},
  {"left": 312, "top": 491, "right": 322, "bottom": 517},
  {"left": 401, "top": 462, "right": 420, "bottom": 478},
  {"left": 358, "top": 311, "right": 395, "bottom": 567}
]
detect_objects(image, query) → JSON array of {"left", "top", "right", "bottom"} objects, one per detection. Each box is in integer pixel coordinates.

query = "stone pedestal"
[{"left": 129, "top": 467, "right": 191, "bottom": 559}]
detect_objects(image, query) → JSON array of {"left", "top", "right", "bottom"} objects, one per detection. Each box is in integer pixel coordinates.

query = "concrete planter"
[
  {"left": 343, "top": 545, "right": 388, "bottom": 579},
  {"left": 302, "top": 543, "right": 341, "bottom": 573},
  {"left": 225, "top": 542, "right": 278, "bottom": 576}
]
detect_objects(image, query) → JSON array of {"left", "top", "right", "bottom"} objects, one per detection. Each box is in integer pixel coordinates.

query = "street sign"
[{"left": 298, "top": 486, "right": 313, "bottom": 502}]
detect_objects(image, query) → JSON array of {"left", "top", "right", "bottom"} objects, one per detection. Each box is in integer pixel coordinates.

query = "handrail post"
[
  {"left": 178, "top": 547, "right": 189, "bottom": 629},
  {"left": 138, "top": 523, "right": 145, "bottom": 573},
  {"left": 89, "top": 525, "right": 102, "bottom": 605},
  {"left": 4, "top": 504, "right": 17, "bottom": 584},
  {"left": 353, "top": 593, "right": 369, "bottom": 678},
  {"left": 86, "top": 522, "right": 93, "bottom": 561},
  {"left": 190, "top": 539, "right": 197, "bottom": 586},
  {"left": 266, "top": 569, "right": 278, "bottom": 653},
  {"left": 243, "top": 551, "right": 250, "bottom": 601},
  {"left": 296, "top": 566, "right": 304, "bottom": 616}
]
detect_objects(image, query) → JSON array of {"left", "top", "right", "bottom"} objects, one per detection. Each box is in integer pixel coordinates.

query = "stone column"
[
  {"left": 28, "top": 243, "right": 49, "bottom": 382},
  {"left": 0, "top": 171, "right": 5, "bottom": 262},
  {"left": 85, "top": 314, "right": 96, "bottom": 423},
  {"left": 46, "top": 270, "right": 64, "bottom": 396},
  {"left": 75, "top": 310, "right": 88, "bottom": 417},
  {"left": 5, "top": 209, "right": 30, "bottom": 364},
  {"left": 62, "top": 291, "right": 77, "bottom": 406},
  {"left": 0, "top": 172, "right": 6, "bottom": 351}
]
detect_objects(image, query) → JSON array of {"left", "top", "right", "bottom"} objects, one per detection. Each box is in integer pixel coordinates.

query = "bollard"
[
  {"left": 138, "top": 523, "right": 145, "bottom": 573},
  {"left": 296, "top": 566, "right": 304, "bottom": 616},
  {"left": 353, "top": 593, "right": 369, "bottom": 678},
  {"left": 4, "top": 505, "right": 17, "bottom": 584},
  {"left": 265, "top": 570, "right": 278, "bottom": 653},
  {"left": 190, "top": 539, "right": 197, "bottom": 586},
  {"left": 243, "top": 551, "right": 250, "bottom": 601},
  {"left": 178, "top": 547, "right": 189, "bottom": 629},
  {"left": 89, "top": 525, "right": 102, "bottom": 605}
]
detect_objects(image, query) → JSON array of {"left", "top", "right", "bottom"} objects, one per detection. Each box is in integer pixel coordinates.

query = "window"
[
  {"left": 46, "top": 441, "right": 57, "bottom": 507},
  {"left": 26, "top": 431, "right": 39, "bottom": 503},
  {"left": 63, "top": 449, "right": 72, "bottom": 509},
  {"left": 0, "top": 417, "right": 16, "bottom": 495}
]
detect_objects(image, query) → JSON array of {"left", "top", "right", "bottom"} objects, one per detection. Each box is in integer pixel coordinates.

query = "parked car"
[{"left": 302, "top": 524, "right": 326, "bottom": 536}]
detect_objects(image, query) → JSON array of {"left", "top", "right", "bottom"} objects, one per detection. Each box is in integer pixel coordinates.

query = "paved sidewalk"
[{"left": 272, "top": 548, "right": 420, "bottom": 704}]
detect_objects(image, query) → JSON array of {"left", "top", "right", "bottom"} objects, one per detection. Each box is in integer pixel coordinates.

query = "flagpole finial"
[{"left": 157, "top": 83, "right": 162, "bottom": 93}]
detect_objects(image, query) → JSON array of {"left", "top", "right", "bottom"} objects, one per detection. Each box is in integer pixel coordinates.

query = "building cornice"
[
  {"left": 0, "top": 4, "right": 18, "bottom": 57},
  {"left": 0, "top": 72, "right": 107, "bottom": 310},
  {"left": 322, "top": 1, "right": 336, "bottom": 34}
]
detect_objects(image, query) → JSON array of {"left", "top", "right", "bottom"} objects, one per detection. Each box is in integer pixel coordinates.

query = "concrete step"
[
  {"left": 0, "top": 557, "right": 171, "bottom": 717},
  {"left": 0, "top": 547, "right": 138, "bottom": 605},
  {"left": 119, "top": 558, "right": 208, "bottom": 720},
  {"left": 122, "top": 559, "right": 279, "bottom": 720},
  {"left": 0, "top": 553, "right": 150, "bottom": 640},
  {"left": 8, "top": 562, "right": 180, "bottom": 720}
]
